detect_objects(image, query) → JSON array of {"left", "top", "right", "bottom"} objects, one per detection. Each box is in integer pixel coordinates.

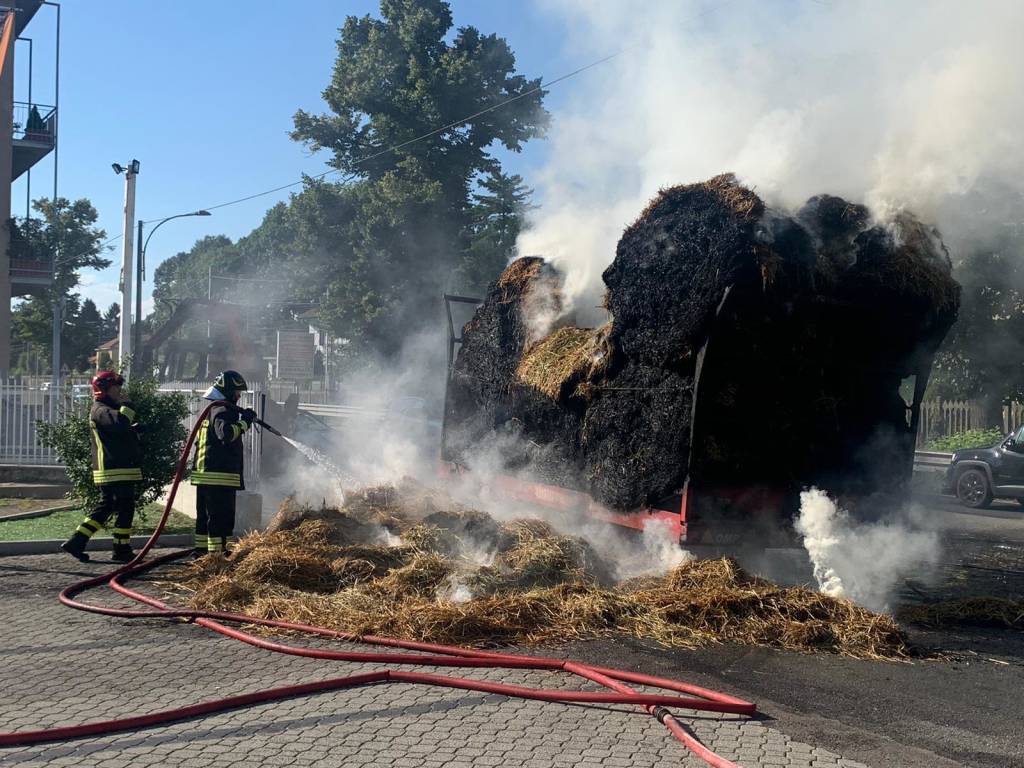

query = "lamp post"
[{"left": 133, "top": 210, "right": 212, "bottom": 373}]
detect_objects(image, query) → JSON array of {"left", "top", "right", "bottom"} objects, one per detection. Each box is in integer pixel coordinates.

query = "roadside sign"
[{"left": 275, "top": 330, "right": 314, "bottom": 381}]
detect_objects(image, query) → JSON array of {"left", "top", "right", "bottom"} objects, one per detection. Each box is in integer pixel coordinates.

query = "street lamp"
[{"left": 133, "top": 210, "right": 212, "bottom": 369}]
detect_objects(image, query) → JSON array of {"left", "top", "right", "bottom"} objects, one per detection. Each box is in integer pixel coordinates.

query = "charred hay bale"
[
  {"left": 603, "top": 174, "right": 766, "bottom": 368},
  {"left": 797, "top": 194, "right": 871, "bottom": 271},
  {"left": 445, "top": 257, "right": 564, "bottom": 461},
  {"left": 841, "top": 213, "right": 959, "bottom": 355},
  {"left": 580, "top": 363, "right": 693, "bottom": 509}
]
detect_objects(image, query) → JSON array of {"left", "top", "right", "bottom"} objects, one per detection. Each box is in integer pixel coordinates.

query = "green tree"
[
  {"left": 102, "top": 302, "right": 120, "bottom": 341},
  {"left": 290, "top": 0, "right": 547, "bottom": 360},
  {"left": 67, "top": 298, "right": 103, "bottom": 372},
  {"left": 8, "top": 198, "right": 110, "bottom": 370},
  {"left": 929, "top": 246, "right": 1024, "bottom": 427},
  {"left": 37, "top": 376, "right": 189, "bottom": 514},
  {"left": 459, "top": 169, "right": 533, "bottom": 293}
]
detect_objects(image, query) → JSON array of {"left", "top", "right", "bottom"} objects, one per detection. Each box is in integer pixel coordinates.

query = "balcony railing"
[
  {"left": 12, "top": 101, "right": 56, "bottom": 144},
  {"left": 9, "top": 258, "right": 52, "bottom": 280}
]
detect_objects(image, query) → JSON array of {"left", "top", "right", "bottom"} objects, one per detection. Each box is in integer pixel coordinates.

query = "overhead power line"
[{"left": 144, "top": 50, "right": 621, "bottom": 223}]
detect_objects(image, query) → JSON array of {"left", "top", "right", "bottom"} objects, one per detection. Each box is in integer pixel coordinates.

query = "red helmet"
[{"left": 91, "top": 370, "right": 124, "bottom": 399}]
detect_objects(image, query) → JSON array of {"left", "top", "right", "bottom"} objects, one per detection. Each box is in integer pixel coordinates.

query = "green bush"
[
  {"left": 925, "top": 428, "right": 1005, "bottom": 453},
  {"left": 37, "top": 376, "right": 189, "bottom": 518}
]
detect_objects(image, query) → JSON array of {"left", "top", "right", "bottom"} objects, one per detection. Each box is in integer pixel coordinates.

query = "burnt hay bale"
[
  {"left": 445, "top": 174, "right": 960, "bottom": 512},
  {"left": 444, "top": 257, "right": 564, "bottom": 461},
  {"left": 604, "top": 174, "right": 765, "bottom": 369}
]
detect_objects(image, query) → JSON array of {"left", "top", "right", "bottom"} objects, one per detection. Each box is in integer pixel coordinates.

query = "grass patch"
[{"left": 0, "top": 502, "right": 193, "bottom": 541}]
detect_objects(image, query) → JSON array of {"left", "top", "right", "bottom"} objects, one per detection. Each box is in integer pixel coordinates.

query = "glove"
[{"left": 240, "top": 408, "right": 257, "bottom": 426}]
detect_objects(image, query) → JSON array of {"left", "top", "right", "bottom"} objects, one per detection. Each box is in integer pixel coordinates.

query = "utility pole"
[
  {"left": 114, "top": 159, "right": 140, "bottom": 378},
  {"left": 134, "top": 219, "right": 143, "bottom": 370}
]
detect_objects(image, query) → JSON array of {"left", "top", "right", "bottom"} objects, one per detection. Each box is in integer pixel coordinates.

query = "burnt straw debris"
[
  {"left": 444, "top": 174, "right": 959, "bottom": 513},
  {"left": 168, "top": 488, "right": 912, "bottom": 659}
]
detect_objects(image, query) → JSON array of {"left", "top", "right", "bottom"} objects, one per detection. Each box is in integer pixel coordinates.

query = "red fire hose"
[{"left": 0, "top": 402, "right": 755, "bottom": 768}]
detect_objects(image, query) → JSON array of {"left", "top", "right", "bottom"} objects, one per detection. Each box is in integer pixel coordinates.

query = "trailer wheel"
[{"left": 956, "top": 469, "right": 992, "bottom": 509}]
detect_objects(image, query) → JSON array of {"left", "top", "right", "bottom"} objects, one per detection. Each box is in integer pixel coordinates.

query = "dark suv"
[{"left": 944, "top": 425, "right": 1024, "bottom": 508}]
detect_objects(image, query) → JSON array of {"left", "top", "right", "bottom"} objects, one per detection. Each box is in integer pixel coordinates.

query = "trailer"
[{"left": 440, "top": 294, "right": 818, "bottom": 548}]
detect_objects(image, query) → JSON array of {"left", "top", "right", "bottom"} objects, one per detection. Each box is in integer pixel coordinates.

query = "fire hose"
[{"left": 0, "top": 402, "right": 757, "bottom": 768}]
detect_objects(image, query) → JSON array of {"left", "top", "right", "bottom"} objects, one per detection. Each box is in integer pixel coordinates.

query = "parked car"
[{"left": 944, "top": 425, "right": 1024, "bottom": 508}]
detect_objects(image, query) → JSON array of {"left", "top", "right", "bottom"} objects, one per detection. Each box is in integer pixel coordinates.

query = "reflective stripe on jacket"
[
  {"left": 190, "top": 402, "right": 248, "bottom": 489},
  {"left": 90, "top": 398, "right": 143, "bottom": 484}
]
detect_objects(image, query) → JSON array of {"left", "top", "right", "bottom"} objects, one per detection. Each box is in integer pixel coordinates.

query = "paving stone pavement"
[{"left": 0, "top": 553, "right": 871, "bottom": 768}]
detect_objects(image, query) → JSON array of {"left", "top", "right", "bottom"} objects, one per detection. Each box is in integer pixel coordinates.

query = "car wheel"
[{"left": 956, "top": 469, "right": 993, "bottom": 509}]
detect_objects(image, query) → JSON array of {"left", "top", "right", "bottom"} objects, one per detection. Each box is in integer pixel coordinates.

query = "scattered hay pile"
[
  {"left": 445, "top": 174, "right": 960, "bottom": 513},
  {"left": 168, "top": 492, "right": 912, "bottom": 660}
]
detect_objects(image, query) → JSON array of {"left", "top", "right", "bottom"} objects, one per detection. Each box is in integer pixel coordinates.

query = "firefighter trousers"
[
  {"left": 76, "top": 483, "right": 135, "bottom": 546},
  {"left": 195, "top": 485, "right": 237, "bottom": 552}
]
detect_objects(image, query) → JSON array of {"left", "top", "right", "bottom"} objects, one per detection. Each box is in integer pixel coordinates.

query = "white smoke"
[
  {"left": 796, "top": 488, "right": 940, "bottom": 611},
  {"left": 520, "top": 0, "right": 1024, "bottom": 317}
]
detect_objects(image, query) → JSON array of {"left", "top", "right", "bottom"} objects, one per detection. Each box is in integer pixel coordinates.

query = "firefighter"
[
  {"left": 61, "top": 371, "right": 143, "bottom": 563},
  {"left": 191, "top": 370, "right": 255, "bottom": 556}
]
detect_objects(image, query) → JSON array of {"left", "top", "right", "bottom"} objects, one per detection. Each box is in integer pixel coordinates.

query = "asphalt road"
[{"left": 564, "top": 494, "right": 1024, "bottom": 768}]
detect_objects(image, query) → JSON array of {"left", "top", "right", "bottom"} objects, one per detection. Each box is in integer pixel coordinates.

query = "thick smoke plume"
[
  {"left": 521, "top": 0, "right": 1024, "bottom": 319},
  {"left": 796, "top": 488, "right": 939, "bottom": 611}
]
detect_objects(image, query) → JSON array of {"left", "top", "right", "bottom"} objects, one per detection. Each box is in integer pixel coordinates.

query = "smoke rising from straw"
[
  {"left": 520, "top": 0, "right": 1024, "bottom": 319},
  {"left": 796, "top": 488, "right": 940, "bottom": 611}
]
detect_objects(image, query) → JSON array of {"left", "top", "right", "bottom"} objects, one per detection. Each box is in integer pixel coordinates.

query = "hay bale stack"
[{"left": 445, "top": 174, "right": 960, "bottom": 511}]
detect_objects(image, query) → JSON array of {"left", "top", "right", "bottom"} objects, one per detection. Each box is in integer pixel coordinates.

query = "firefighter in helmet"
[
  {"left": 61, "top": 370, "right": 144, "bottom": 562},
  {"left": 191, "top": 370, "right": 255, "bottom": 556}
]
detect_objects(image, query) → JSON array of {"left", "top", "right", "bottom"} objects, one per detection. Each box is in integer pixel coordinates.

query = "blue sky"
[{"left": 13, "top": 0, "right": 586, "bottom": 316}]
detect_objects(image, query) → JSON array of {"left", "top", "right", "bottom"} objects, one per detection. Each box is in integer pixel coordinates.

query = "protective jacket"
[
  {"left": 90, "top": 397, "right": 142, "bottom": 485},
  {"left": 191, "top": 402, "right": 248, "bottom": 489}
]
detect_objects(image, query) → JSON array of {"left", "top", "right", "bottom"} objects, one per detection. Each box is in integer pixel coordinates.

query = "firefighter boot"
[
  {"left": 60, "top": 532, "right": 91, "bottom": 563},
  {"left": 111, "top": 543, "right": 136, "bottom": 562}
]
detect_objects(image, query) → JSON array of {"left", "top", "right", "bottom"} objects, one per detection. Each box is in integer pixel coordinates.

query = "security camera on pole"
[{"left": 112, "top": 160, "right": 140, "bottom": 379}]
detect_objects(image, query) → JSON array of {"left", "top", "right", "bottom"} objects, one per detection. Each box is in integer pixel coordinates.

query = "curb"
[
  {"left": 0, "top": 503, "right": 77, "bottom": 523},
  {"left": 0, "top": 533, "right": 193, "bottom": 557}
]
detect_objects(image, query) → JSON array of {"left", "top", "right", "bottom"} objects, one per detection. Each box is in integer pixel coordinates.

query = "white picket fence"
[{"left": 916, "top": 399, "right": 1024, "bottom": 446}]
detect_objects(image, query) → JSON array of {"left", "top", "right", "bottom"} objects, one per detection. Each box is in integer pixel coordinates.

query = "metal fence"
[
  {"left": 0, "top": 378, "right": 77, "bottom": 464},
  {"left": 0, "top": 378, "right": 266, "bottom": 482}
]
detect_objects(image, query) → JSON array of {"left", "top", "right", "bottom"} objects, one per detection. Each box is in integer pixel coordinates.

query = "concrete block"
[
  {"left": 0, "top": 464, "right": 70, "bottom": 484},
  {"left": 159, "top": 483, "right": 263, "bottom": 534},
  {"left": 236, "top": 490, "right": 263, "bottom": 534}
]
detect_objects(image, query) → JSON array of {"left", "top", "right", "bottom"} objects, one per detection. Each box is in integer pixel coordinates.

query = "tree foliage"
[
  {"left": 9, "top": 198, "right": 111, "bottom": 374},
  {"left": 37, "top": 377, "right": 189, "bottom": 514},
  {"left": 929, "top": 246, "right": 1024, "bottom": 424},
  {"left": 146, "top": 1, "right": 545, "bottom": 377}
]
